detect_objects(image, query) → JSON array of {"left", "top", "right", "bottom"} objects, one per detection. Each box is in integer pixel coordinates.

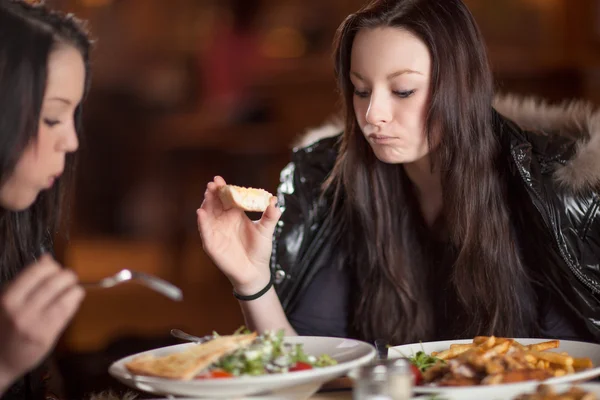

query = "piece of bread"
[
  {"left": 124, "top": 333, "right": 257, "bottom": 380},
  {"left": 218, "top": 184, "right": 274, "bottom": 212}
]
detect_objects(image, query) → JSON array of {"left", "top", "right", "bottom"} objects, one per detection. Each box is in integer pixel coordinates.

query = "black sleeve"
[{"left": 270, "top": 135, "right": 341, "bottom": 310}]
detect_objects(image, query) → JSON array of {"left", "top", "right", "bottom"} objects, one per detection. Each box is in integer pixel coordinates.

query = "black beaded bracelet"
[{"left": 233, "top": 274, "right": 274, "bottom": 301}]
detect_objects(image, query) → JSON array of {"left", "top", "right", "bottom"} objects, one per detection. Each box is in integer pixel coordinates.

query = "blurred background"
[{"left": 37, "top": 0, "right": 600, "bottom": 397}]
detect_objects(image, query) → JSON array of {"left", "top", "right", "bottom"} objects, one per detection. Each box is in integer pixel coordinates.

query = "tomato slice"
[
  {"left": 210, "top": 370, "right": 233, "bottom": 378},
  {"left": 195, "top": 369, "right": 233, "bottom": 379},
  {"left": 410, "top": 364, "right": 423, "bottom": 385},
  {"left": 289, "top": 361, "right": 313, "bottom": 372}
]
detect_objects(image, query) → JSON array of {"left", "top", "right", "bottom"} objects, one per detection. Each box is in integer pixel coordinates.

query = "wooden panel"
[{"left": 62, "top": 238, "right": 244, "bottom": 352}]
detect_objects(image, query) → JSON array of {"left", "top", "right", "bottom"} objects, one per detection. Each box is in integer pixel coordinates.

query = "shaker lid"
[
  {"left": 357, "top": 358, "right": 412, "bottom": 381},
  {"left": 358, "top": 362, "right": 388, "bottom": 381}
]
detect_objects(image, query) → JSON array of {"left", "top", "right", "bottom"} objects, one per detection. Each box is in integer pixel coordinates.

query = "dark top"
[
  {"left": 287, "top": 182, "right": 595, "bottom": 343},
  {"left": 288, "top": 260, "right": 351, "bottom": 338},
  {"left": 1, "top": 366, "right": 49, "bottom": 400},
  {"left": 287, "top": 247, "right": 592, "bottom": 342}
]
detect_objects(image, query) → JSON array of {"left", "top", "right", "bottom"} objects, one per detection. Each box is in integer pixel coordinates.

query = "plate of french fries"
[
  {"left": 390, "top": 336, "right": 600, "bottom": 400},
  {"left": 108, "top": 333, "right": 376, "bottom": 398}
]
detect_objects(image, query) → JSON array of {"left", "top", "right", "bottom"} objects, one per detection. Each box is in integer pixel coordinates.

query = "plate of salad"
[{"left": 109, "top": 330, "right": 376, "bottom": 398}]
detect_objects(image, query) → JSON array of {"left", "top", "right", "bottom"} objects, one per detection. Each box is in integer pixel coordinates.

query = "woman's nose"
[
  {"left": 365, "top": 92, "right": 392, "bottom": 125},
  {"left": 60, "top": 127, "right": 79, "bottom": 153}
]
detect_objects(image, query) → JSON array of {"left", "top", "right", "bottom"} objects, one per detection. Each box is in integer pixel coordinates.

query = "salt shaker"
[{"left": 353, "top": 358, "right": 413, "bottom": 400}]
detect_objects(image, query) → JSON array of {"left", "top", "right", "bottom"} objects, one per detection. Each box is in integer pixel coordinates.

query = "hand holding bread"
[
  {"left": 197, "top": 176, "right": 281, "bottom": 296},
  {"left": 218, "top": 184, "right": 274, "bottom": 212}
]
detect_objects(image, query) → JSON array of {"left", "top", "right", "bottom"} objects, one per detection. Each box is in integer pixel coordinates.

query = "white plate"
[
  {"left": 416, "top": 382, "right": 600, "bottom": 400},
  {"left": 389, "top": 338, "right": 600, "bottom": 400},
  {"left": 109, "top": 336, "right": 376, "bottom": 398}
]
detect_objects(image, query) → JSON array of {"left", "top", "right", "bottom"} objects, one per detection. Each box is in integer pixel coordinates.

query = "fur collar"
[
  {"left": 294, "top": 94, "right": 600, "bottom": 192},
  {"left": 493, "top": 95, "right": 600, "bottom": 192}
]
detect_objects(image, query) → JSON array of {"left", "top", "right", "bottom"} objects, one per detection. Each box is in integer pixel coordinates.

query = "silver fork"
[
  {"left": 375, "top": 338, "right": 389, "bottom": 360},
  {"left": 81, "top": 269, "right": 183, "bottom": 301},
  {"left": 170, "top": 329, "right": 214, "bottom": 344}
]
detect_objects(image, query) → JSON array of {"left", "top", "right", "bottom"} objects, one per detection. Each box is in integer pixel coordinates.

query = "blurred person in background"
[
  {"left": 198, "top": 0, "right": 600, "bottom": 345},
  {"left": 0, "top": 1, "right": 91, "bottom": 398},
  {"left": 199, "top": 0, "right": 270, "bottom": 123}
]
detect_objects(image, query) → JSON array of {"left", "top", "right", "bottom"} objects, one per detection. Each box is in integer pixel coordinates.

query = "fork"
[
  {"left": 375, "top": 338, "right": 389, "bottom": 360},
  {"left": 81, "top": 269, "right": 183, "bottom": 301},
  {"left": 170, "top": 329, "right": 214, "bottom": 344}
]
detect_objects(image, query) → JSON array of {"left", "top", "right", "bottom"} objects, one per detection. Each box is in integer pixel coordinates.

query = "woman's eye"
[
  {"left": 43, "top": 118, "right": 60, "bottom": 127},
  {"left": 393, "top": 90, "right": 416, "bottom": 99},
  {"left": 353, "top": 90, "right": 370, "bottom": 98}
]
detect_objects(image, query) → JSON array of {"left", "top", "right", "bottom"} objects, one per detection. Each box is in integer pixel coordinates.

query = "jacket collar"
[{"left": 494, "top": 94, "right": 600, "bottom": 192}]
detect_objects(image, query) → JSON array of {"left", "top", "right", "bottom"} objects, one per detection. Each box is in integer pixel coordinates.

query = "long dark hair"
[
  {"left": 329, "top": 0, "right": 536, "bottom": 344},
  {"left": 0, "top": 0, "right": 92, "bottom": 281}
]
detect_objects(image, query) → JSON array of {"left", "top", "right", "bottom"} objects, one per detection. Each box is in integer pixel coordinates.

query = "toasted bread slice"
[
  {"left": 218, "top": 185, "right": 274, "bottom": 212},
  {"left": 125, "top": 333, "right": 257, "bottom": 380}
]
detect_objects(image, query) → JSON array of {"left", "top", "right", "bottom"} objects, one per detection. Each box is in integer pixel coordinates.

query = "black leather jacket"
[{"left": 270, "top": 96, "right": 600, "bottom": 340}]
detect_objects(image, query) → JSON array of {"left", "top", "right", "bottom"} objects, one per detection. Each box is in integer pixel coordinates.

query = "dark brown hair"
[
  {"left": 0, "top": 0, "right": 92, "bottom": 281},
  {"left": 329, "top": 0, "right": 536, "bottom": 344}
]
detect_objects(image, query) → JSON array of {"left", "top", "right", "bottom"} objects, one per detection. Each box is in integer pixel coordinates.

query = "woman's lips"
[
  {"left": 368, "top": 134, "right": 397, "bottom": 143},
  {"left": 46, "top": 172, "right": 62, "bottom": 188}
]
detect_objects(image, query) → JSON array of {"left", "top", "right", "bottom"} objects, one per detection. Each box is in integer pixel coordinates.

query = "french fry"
[
  {"left": 481, "top": 341, "right": 512, "bottom": 360},
  {"left": 525, "top": 354, "right": 537, "bottom": 364},
  {"left": 483, "top": 336, "right": 497, "bottom": 348},
  {"left": 512, "top": 341, "right": 528, "bottom": 351},
  {"left": 526, "top": 340, "right": 559, "bottom": 352},
  {"left": 436, "top": 345, "right": 473, "bottom": 360},
  {"left": 494, "top": 338, "right": 514, "bottom": 346},
  {"left": 449, "top": 343, "right": 474, "bottom": 350},
  {"left": 573, "top": 357, "right": 593, "bottom": 369},
  {"left": 473, "top": 336, "right": 497, "bottom": 349},
  {"left": 505, "top": 355, "right": 525, "bottom": 370},
  {"left": 473, "top": 336, "right": 489, "bottom": 345},
  {"left": 527, "top": 349, "right": 574, "bottom": 368},
  {"left": 485, "top": 360, "right": 504, "bottom": 375}
]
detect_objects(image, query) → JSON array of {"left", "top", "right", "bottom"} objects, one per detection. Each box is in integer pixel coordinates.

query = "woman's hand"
[
  {"left": 0, "top": 254, "right": 84, "bottom": 392},
  {"left": 197, "top": 176, "right": 282, "bottom": 296}
]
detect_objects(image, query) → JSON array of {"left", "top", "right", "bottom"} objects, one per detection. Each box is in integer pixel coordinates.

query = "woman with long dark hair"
[
  {"left": 0, "top": 1, "right": 91, "bottom": 398},
  {"left": 198, "top": 0, "right": 600, "bottom": 345}
]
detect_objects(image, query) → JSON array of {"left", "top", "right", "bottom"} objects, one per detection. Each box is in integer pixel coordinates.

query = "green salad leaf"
[
  {"left": 409, "top": 350, "right": 444, "bottom": 372},
  {"left": 212, "top": 329, "right": 337, "bottom": 376},
  {"left": 389, "top": 343, "right": 444, "bottom": 372}
]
